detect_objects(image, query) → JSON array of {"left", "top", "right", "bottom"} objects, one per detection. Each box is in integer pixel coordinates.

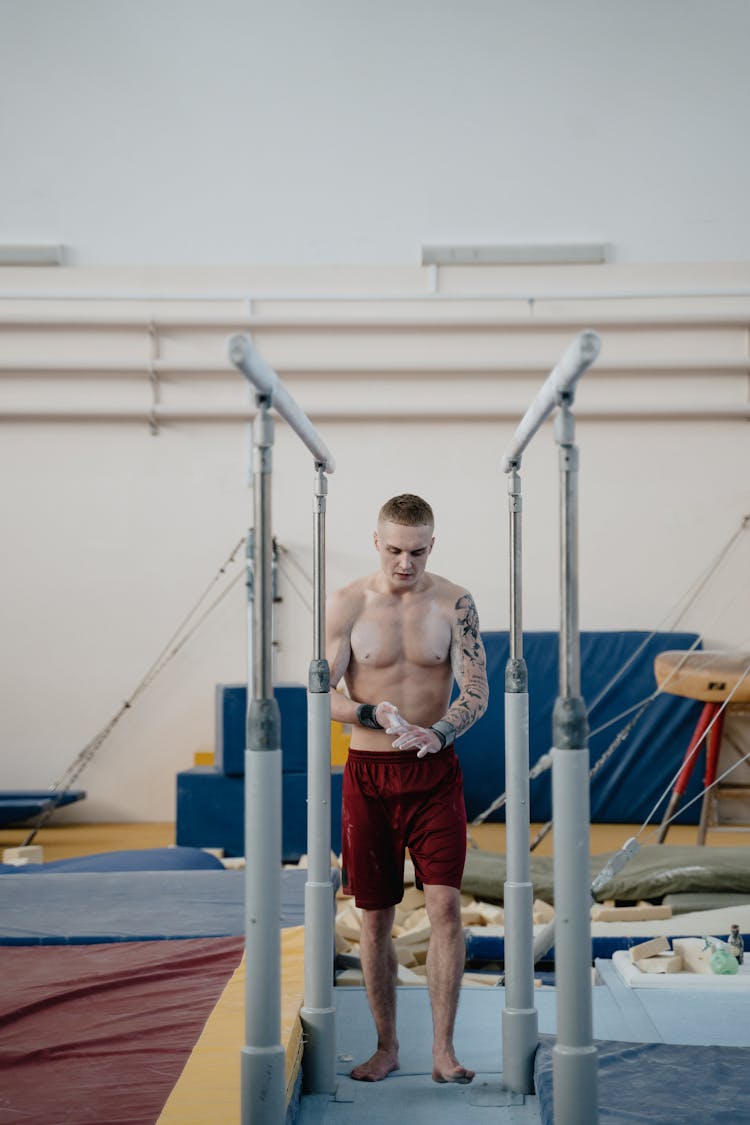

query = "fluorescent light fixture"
[
  {"left": 0, "top": 243, "right": 66, "bottom": 266},
  {"left": 421, "top": 243, "right": 608, "bottom": 266}
]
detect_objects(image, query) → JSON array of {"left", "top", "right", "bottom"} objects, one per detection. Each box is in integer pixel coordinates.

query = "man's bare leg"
[
  {"left": 351, "top": 905, "right": 400, "bottom": 1081},
  {"left": 424, "top": 884, "right": 475, "bottom": 1084}
]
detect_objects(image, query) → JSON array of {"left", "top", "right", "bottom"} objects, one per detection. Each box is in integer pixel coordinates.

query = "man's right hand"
[
  {"left": 377, "top": 702, "right": 438, "bottom": 756},
  {"left": 376, "top": 700, "right": 408, "bottom": 732}
]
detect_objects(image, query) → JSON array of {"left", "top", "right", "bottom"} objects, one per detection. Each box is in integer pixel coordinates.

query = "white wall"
[
  {"left": 1, "top": 1, "right": 749, "bottom": 265},
  {"left": 0, "top": 262, "right": 748, "bottom": 820}
]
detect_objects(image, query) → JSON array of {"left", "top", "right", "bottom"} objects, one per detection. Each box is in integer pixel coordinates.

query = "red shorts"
[{"left": 341, "top": 746, "right": 467, "bottom": 910}]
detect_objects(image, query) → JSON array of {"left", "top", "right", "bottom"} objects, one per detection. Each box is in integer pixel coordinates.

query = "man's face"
[{"left": 374, "top": 520, "right": 434, "bottom": 592}]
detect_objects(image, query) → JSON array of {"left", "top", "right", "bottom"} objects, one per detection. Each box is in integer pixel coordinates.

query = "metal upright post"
[
  {"left": 241, "top": 396, "right": 286, "bottom": 1125},
  {"left": 551, "top": 397, "right": 598, "bottom": 1125},
  {"left": 502, "top": 463, "right": 538, "bottom": 1093},
  {"left": 245, "top": 528, "right": 255, "bottom": 698},
  {"left": 301, "top": 464, "right": 336, "bottom": 1093}
]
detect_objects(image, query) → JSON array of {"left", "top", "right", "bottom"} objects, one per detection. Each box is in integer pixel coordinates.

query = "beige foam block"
[
  {"left": 591, "top": 904, "right": 672, "bottom": 922},
  {"left": 636, "top": 953, "right": 683, "bottom": 974},
  {"left": 477, "top": 902, "right": 504, "bottom": 926},
  {"left": 393, "top": 935, "right": 430, "bottom": 959},
  {"left": 335, "top": 906, "right": 362, "bottom": 942},
  {"left": 403, "top": 858, "right": 416, "bottom": 885},
  {"left": 403, "top": 907, "right": 429, "bottom": 931},
  {"left": 533, "top": 899, "right": 555, "bottom": 924},
  {"left": 400, "top": 886, "right": 426, "bottom": 912},
  {"left": 630, "top": 936, "right": 670, "bottom": 963},
  {"left": 336, "top": 968, "right": 365, "bottom": 986},
  {"left": 460, "top": 905, "right": 485, "bottom": 925},
  {"left": 335, "top": 931, "right": 352, "bottom": 955},
  {"left": 395, "top": 946, "right": 418, "bottom": 968},
  {"left": 396, "top": 964, "right": 425, "bottom": 986},
  {"left": 393, "top": 921, "right": 432, "bottom": 947},
  {"left": 672, "top": 938, "right": 713, "bottom": 974},
  {"left": 3, "top": 845, "right": 44, "bottom": 864},
  {"left": 462, "top": 972, "right": 502, "bottom": 987},
  {"left": 221, "top": 857, "right": 245, "bottom": 870}
]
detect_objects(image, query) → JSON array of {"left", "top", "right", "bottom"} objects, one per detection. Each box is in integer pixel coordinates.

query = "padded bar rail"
[
  {"left": 502, "top": 330, "right": 601, "bottom": 472},
  {"left": 227, "top": 334, "right": 336, "bottom": 472}
]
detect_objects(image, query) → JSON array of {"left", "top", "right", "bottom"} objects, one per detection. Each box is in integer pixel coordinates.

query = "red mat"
[{"left": 0, "top": 936, "right": 244, "bottom": 1125}]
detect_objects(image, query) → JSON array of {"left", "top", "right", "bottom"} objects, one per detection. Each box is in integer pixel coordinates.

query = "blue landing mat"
[
  {"left": 0, "top": 788, "right": 86, "bottom": 826},
  {"left": 535, "top": 1034, "right": 750, "bottom": 1125},
  {"left": 0, "top": 867, "right": 338, "bottom": 944},
  {"left": 0, "top": 846, "right": 224, "bottom": 875}
]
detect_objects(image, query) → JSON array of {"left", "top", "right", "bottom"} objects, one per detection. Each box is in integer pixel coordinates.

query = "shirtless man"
[{"left": 327, "top": 494, "right": 489, "bottom": 1085}]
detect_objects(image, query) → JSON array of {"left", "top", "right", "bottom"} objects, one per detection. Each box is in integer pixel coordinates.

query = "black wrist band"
[
  {"left": 356, "top": 703, "right": 383, "bottom": 730},
  {"left": 431, "top": 719, "right": 456, "bottom": 748}
]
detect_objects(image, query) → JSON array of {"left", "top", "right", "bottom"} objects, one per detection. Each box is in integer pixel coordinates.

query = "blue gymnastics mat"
[
  {"left": 0, "top": 789, "right": 86, "bottom": 826},
  {"left": 0, "top": 865, "right": 338, "bottom": 945},
  {"left": 535, "top": 1034, "right": 750, "bottom": 1125}
]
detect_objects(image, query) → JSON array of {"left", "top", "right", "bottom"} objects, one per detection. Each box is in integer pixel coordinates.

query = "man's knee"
[
  {"left": 360, "top": 906, "right": 396, "bottom": 942},
  {"left": 424, "top": 885, "right": 462, "bottom": 932}
]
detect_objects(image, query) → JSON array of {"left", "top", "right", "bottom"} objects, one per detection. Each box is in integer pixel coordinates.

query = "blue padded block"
[
  {"left": 176, "top": 766, "right": 343, "bottom": 862},
  {"left": 215, "top": 683, "right": 308, "bottom": 776},
  {"left": 458, "top": 630, "right": 704, "bottom": 824},
  {"left": 465, "top": 928, "right": 750, "bottom": 964}
]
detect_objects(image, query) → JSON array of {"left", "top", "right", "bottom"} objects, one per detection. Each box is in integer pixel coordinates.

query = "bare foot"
[
  {"left": 351, "top": 1047, "right": 400, "bottom": 1082},
  {"left": 432, "top": 1051, "right": 475, "bottom": 1085}
]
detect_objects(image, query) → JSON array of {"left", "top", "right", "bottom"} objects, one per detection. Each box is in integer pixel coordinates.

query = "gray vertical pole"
[
  {"left": 301, "top": 464, "right": 336, "bottom": 1093},
  {"left": 502, "top": 464, "right": 538, "bottom": 1093},
  {"left": 551, "top": 398, "right": 598, "bottom": 1125},
  {"left": 245, "top": 529, "right": 255, "bottom": 699},
  {"left": 241, "top": 397, "right": 286, "bottom": 1125}
]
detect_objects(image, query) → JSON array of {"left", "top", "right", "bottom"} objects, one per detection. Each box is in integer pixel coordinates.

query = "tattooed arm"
[
  {"left": 390, "top": 591, "right": 489, "bottom": 756},
  {"left": 441, "top": 592, "right": 489, "bottom": 738}
]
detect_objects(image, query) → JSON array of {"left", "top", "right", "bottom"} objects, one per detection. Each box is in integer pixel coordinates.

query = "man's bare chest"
[{"left": 350, "top": 602, "right": 452, "bottom": 669}]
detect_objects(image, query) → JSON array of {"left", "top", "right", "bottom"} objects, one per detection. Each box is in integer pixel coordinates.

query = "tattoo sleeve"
[{"left": 442, "top": 593, "right": 489, "bottom": 738}]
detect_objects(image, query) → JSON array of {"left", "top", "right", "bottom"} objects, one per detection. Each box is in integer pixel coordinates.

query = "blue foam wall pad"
[
  {"left": 215, "top": 683, "right": 308, "bottom": 776},
  {"left": 458, "top": 630, "right": 704, "bottom": 824},
  {"left": 176, "top": 766, "right": 343, "bottom": 861}
]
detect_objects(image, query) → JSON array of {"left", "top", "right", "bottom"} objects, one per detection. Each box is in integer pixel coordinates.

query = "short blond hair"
[{"left": 378, "top": 494, "right": 434, "bottom": 527}]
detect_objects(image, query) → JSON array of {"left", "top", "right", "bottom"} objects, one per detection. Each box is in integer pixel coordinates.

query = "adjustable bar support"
[
  {"left": 241, "top": 396, "right": 285, "bottom": 1125},
  {"left": 501, "top": 462, "right": 538, "bottom": 1093},
  {"left": 301, "top": 464, "right": 336, "bottom": 1093},
  {"left": 551, "top": 397, "right": 598, "bottom": 1125}
]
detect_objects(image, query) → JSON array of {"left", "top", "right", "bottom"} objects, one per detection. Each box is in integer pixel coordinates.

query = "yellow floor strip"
[{"left": 157, "top": 926, "right": 306, "bottom": 1124}]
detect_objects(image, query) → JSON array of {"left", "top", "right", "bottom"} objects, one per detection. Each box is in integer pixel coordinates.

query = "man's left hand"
[{"left": 391, "top": 724, "right": 442, "bottom": 758}]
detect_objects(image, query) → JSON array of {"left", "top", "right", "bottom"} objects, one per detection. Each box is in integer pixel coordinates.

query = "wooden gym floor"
[{"left": 2, "top": 819, "right": 749, "bottom": 863}]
